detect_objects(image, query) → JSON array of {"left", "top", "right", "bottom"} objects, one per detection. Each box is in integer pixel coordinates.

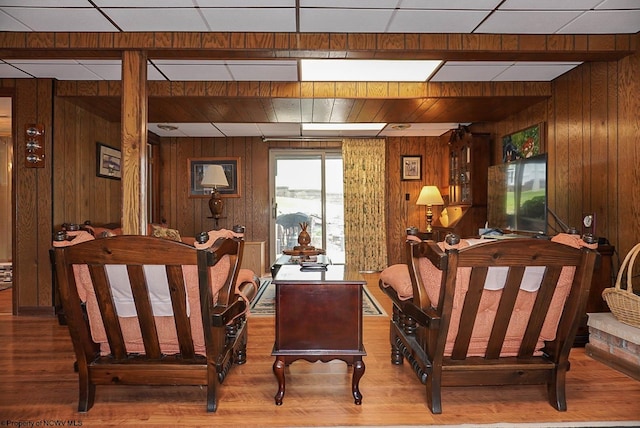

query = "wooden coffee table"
[{"left": 271, "top": 264, "right": 366, "bottom": 405}]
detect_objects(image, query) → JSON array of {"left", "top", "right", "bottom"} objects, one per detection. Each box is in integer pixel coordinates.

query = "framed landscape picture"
[
  {"left": 188, "top": 157, "right": 241, "bottom": 198},
  {"left": 96, "top": 142, "right": 121, "bottom": 180},
  {"left": 502, "top": 123, "right": 545, "bottom": 162}
]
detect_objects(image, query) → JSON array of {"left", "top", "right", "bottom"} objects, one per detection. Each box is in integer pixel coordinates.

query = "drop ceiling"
[{"left": 0, "top": 0, "right": 638, "bottom": 137}]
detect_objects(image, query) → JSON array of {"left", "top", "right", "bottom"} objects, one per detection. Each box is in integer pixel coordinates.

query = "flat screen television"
[{"left": 487, "top": 154, "right": 547, "bottom": 234}]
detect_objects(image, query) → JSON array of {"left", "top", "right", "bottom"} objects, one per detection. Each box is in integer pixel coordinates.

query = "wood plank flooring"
[{"left": 1, "top": 274, "right": 639, "bottom": 427}]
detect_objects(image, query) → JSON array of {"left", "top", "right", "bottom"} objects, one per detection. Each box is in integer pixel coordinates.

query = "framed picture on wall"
[
  {"left": 502, "top": 122, "right": 546, "bottom": 162},
  {"left": 188, "top": 157, "right": 241, "bottom": 198},
  {"left": 96, "top": 142, "right": 121, "bottom": 180},
  {"left": 401, "top": 155, "right": 422, "bottom": 180}
]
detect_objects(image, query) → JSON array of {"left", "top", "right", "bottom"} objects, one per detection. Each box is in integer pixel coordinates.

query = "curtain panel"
[{"left": 342, "top": 139, "right": 387, "bottom": 271}]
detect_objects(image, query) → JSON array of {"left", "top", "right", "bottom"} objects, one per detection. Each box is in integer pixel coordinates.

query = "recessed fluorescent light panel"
[
  {"left": 300, "top": 60, "right": 442, "bottom": 82},
  {"left": 302, "top": 123, "right": 386, "bottom": 131}
]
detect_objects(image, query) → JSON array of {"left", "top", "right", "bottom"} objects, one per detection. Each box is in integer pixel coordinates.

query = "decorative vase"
[{"left": 297, "top": 222, "right": 311, "bottom": 247}]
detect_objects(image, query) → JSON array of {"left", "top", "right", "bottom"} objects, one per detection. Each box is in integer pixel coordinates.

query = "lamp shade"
[
  {"left": 200, "top": 165, "right": 229, "bottom": 188},
  {"left": 416, "top": 185, "right": 444, "bottom": 206}
]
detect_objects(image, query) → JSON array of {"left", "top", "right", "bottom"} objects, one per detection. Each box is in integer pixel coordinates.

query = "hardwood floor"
[{"left": 0, "top": 274, "right": 638, "bottom": 427}]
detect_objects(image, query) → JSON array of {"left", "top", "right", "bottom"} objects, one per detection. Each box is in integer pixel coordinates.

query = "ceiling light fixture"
[
  {"left": 302, "top": 123, "right": 386, "bottom": 131},
  {"left": 262, "top": 137, "right": 341, "bottom": 142},
  {"left": 301, "top": 60, "right": 442, "bottom": 82},
  {"left": 390, "top": 124, "right": 411, "bottom": 130},
  {"left": 157, "top": 124, "right": 179, "bottom": 131}
]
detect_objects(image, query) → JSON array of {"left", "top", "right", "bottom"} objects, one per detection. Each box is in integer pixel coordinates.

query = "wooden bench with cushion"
[
  {"left": 52, "top": 230, "right": 258, "bottom": 412},
  {"left": 379, "top": 233, "right": 598, "bottom": 414}
]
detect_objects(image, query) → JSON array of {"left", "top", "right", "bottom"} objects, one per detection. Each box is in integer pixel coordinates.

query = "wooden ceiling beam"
[
  {"left": 57, "top": 80, "right": 552, "bottom": 99},
  {"left": 0, "top": 32, "right": 635, "bottom": 62}
]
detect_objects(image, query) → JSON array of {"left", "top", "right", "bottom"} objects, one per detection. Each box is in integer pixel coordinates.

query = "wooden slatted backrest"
[
  {"left": 53, "top": 234, "right": 242, "bottom": 362},
  {"left": 409, "top": 236, "right": 597, "bottom": 362}
]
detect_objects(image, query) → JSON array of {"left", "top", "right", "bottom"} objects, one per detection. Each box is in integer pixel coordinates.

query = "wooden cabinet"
[
  {"left": 241, "top": 241, "right": 266, "bottom": 277},
  {"left": 432, "top": 131, "right": 491, "bottom": 240}
]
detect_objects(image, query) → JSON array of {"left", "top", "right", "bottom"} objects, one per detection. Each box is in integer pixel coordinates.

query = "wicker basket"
[{"left": 602, "top": 243, "right": 640, "bottom": 328}]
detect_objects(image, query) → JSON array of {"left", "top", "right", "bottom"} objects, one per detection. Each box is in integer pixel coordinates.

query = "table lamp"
[
  {"left": 416, "top": 185, "right": 444, "bottom": 233},
  {"left": 201, "top": 164, "right": 229, "bottom": 220}
]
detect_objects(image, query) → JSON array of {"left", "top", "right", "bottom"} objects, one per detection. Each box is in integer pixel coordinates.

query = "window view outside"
[{"left": 273, "top": 152, "right": 345, "bottom": 264}]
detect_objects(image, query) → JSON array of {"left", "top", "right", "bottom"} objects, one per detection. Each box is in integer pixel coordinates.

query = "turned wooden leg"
[
  {"left": 352, "top": 358, "right": 365, "bottom": 405},
  {"left": 273, "top": 357, "right": 286, "bottom": 405}
]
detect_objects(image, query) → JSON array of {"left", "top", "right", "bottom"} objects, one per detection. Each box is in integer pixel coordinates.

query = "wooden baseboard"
[
  {"left": 585, "top": 343, "right": 640, "bottom": 381},
  {"left": 17, "top": 306, "right": 55, "bottom": 316}
]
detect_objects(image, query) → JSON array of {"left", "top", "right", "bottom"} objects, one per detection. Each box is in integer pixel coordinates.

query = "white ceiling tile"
[
  {"left": 5, "top": 60, "right": 104, "bottom": 79},
  {"left": 430, "top": 63, "right": 510, "bottom": 81},
  {"left": 498, "top": 0, "right": 602, "bottom": 10},
  {"left": 0, "top": 0, "right": 90, "bottom": 5},
  {"left": 595, "top": 0, "right": 640, "bottom": 9},
  {"left": 104, "top": 8, "right": 209, "bottom": 32},
  {"left": 558, "top": 10, "right": 640, "bottom": 33},
  {"left": 256, "top": 123, "right": 301, "bottom": 137},
  {"left": 154, "top": 63, "right": 232, "bottom": 81},
  {"left": 215, "top": 123, "right": 263, "bottom": 137},
  {"left": 146, "top": 66, "right": 168, "bottom": 81},
  {"left": 389, "top": 10, "right": 491, "bottom": 33},
  {"left": 227, "top": 61, "right": 298, "bottom": 81},
  {"left": 475, "top": 10, "right": 583, "bottom": 33},
  {"left": 444, "top": 61, "right": 515, "bottom": 66},
  {"left": 78, "top": 60, "right": 121, "bottom": 80},
  {"left": 94, "top": 0, "right": 195, "bottom": 6},
  {"left": 153, "top": 60, "right": 225, "bottom": 65},
  {"left": 300, "top": 8, "right": 394, "bottom": 32},
  {"left": 0, "top": 62, "right": 33, "bottom": 78},
  {"left": 302, "top": 128, "right": 380, "bottom": 137},
  {"left": 399, "top": 0, "right": 502, "bottom": 10},
  {"left": 199, "top": 8, "right": 296, "bottom": 32},
  {"left": 196, "top": 0, "right": 295, "bottom": 6},
  {"left": 177, "top": 123, "right": 225, "bottom": 137},
  {"left": 494, "top": 63, "right": 580, "bottom": 81},
  {"left": 301, "top": 0, "right": 397, "bottom": 8},
  {"left": 1, "top": 7, "right": 118, "bottom": 31},
  {"left": 0, "top": 9, "right": 32, "bottom": 31}
]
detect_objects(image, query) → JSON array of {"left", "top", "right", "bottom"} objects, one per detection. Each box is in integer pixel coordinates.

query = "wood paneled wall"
[
  {"left": 158, "top": 136, "right": 268, "bottom": 243},
  {"left": 53, "top": 97, "right": 121, "bottom": 229},
  {"left": 385, "top": 136, "right": 449, "bottom": 265},
  {"left": 0, "top": 79, "right": 53, "bottom": 313},
  {"left": 481, "top": 49, "right": 640, "bottom": 263},
  {"left": 0, "top": 136, "right": 11, "bottom": 262}
]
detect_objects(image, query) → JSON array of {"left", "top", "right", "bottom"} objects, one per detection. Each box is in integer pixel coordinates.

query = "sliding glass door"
[{"left": 269, "top": 150, "right": 344, "bottom": 264}]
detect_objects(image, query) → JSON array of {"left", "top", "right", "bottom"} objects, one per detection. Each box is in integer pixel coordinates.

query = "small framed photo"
[
  {"left": 96, "top": 142, "right": 121, "bottom": 180},
  {"left": 401, "top": 155, "right": 422, "bottom": 180},
  {"left": 188, "top": 157, "right": 241, "bottom": 198}
]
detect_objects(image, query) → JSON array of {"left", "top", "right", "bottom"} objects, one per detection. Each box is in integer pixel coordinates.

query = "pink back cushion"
[
  {"left": 55, "top": 232, "right": 238, "bottom": 356},
  {"left": 387, "top": 234, "right": 584, "bottom": 357}
]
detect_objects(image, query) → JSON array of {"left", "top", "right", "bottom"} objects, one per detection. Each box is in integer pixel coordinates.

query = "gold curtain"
[{"left": 342, "top": 138, "right": 387, "bottom": 271}]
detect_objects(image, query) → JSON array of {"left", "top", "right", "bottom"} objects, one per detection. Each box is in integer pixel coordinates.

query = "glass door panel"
[{"left": 270, "top": 150, "right": 344, "bottom": 264}]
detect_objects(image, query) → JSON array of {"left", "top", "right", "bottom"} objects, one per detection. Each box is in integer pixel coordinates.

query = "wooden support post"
[{"left": 120, "top": 50, "right": 148, "bottom": 235}]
